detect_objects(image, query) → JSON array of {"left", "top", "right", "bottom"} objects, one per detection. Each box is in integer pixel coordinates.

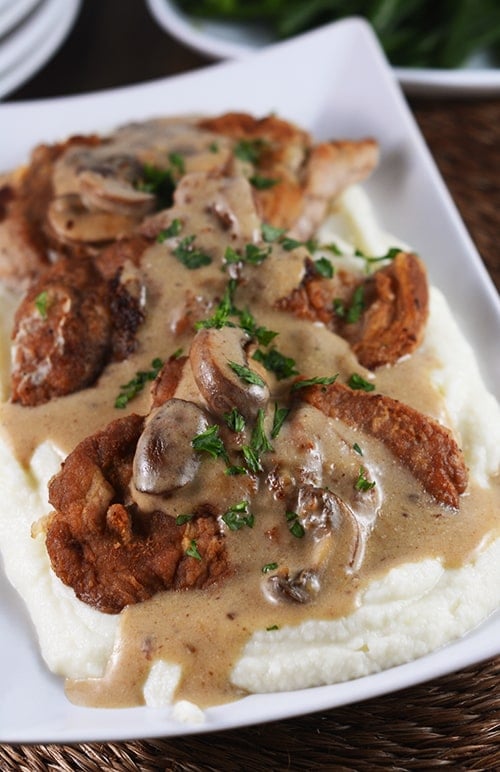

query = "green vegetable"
[
  {"left": 34, "top": 290, "right": 49, "bottom": 319},
  {"left": 185, "top": 539, "right": 202, "bottom": 560},
  {"left": 192, "top": 424, "right": 229, "bottom": 462},
  {"left": 174, "top": 0, "right": 500, "bottom": 69},
  {"left": 173, "top": 235, "right": 212, "bottom": 269},
  {"left": 114, "top": 358, "right": 163, "bottom": 408},
  {"left": 222, "top": 500, "right": 255, "bottom": 530},
  {"left": 348, "top": 373, "right": 376, "bottom": 391},
  {"left": 228, "top": 361, "right": 266, "bottom": 387}
]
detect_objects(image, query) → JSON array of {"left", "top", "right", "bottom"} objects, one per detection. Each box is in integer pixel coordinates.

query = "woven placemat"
[
  {"left": 1, "top": 656, "right": 499, "bottom": 770},
  {"left": 1, "top": 98, "right": 499, "bottom": 771}
]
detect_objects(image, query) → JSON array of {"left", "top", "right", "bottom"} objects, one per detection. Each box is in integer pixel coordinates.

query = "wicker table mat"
[
  {"left": 1, "top": 95, "right": 498, "bottom": 772},
  {"left": 1, "top": 2, "right": 500, "bottom": 761}
]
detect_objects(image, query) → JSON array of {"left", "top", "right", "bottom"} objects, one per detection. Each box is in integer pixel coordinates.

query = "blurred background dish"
[
  {"left": 145, "top": 0, "right": 500, "bottom": 96},
  {"left": 0, "top": 0, "right": 81, "bottom": 99}
]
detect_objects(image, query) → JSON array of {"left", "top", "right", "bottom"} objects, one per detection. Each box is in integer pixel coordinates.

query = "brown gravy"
[{"left": 1, "top": 142, "right": 499, "bottom": 711}]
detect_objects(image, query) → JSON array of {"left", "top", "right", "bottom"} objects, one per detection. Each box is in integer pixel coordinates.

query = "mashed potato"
[{"left": 0, "top": 183, "right": 499, "bottom": 719}]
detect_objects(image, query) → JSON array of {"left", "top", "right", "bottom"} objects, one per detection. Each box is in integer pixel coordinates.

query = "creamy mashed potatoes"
[{"left": 0, "top": 182, "right": 499, "bottom": 719}]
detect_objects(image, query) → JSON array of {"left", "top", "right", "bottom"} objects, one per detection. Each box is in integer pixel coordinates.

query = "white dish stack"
[{"left": 0, "top": 0, "right": 81, "bottom": 99}]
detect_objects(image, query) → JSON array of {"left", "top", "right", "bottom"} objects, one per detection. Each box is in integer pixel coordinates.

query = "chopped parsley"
[
  {"left": 252, "top": 347, "right": 298, "bottom": 381},
  {"left": 333, "top": 286, "right": 365, "bottom": 323},
  {"left": 222, "top": 500, "right": 254, "bottom": 530},
  {"left": 266, "top": 625, "right": 280, "bottom": 631},
  {"left": 237, "top": 307, "right": 277, "bottom": 346},
  {"left": 175, "top": 514, "right": 194, "bottom": 526},
  {"left": 191, "top": 424, "right": 229, "bottom": 463},
  {"left": 196, "top": 279, "right": 237, "bottom": 330},
  {"left": 249, "top": 174, "right": 279, "bottom": 190},
  {"left": 355, "top": 466, "right": 376, "bottom": 492},
  {"left": 286, "top": 511, "right": 305, "bottom": 538},
  {"left": 262, "top": 562, "right": 279, "bottom": 573},
  {"left": 185, "top": 539, "right": 202, "bottom": 561},
  {"left": 234, "top": 138, "right": 267, "bottom": 164},
  {"left": 137, "top": 163, "right": 176, "bottom": 209},
  {"left": 261, "top": 223, "right": 286, "bottom": 243},
  {"left": 157, "top": 218, "right": 182, "bottom": 242},
  {"left": 250, "top": 409, "right": 273, "bottom": 454},
  {"left": 224, "top": 407, "right": 246, "bottom": 433},
  {"left": 209, "top": 141, "right": 219, "bottom": 153},
  {"left": 114, "top": 357, "right": 163, "bottom": 409},
  {"left": 353, "top": 442, "right": 363, "bottom": 456},
  {"left": 314, "top": 257, "right": 334, "bottom": 279},
  {"left": 34, "top": 290, "right": 49, "bottom": 319},
  {"left": 173, "top": 235, "right": 212, "bottom": 269},
  {"left": 240, "top": 445, "right": 263, "bottom": 474},
  {"left": 228, "top": 361, "right": 266, "bottom": 388},
  {"left": 224, "top": 243, "right": 271, "bottom": 267},
  {"left": 291, "top": 374, "right": 338, "bottom": 391},
  {"left": 348, "top": 373, "right": 375, "bottom": 392},
  {"left": 271, "top": 403, "right": 290, "bottom": 439},
  {"left": 355, "top": 246, "right": 401, "bottom": 267}
]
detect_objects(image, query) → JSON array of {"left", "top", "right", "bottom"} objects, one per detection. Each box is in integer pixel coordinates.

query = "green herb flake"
[
  {"left": 261, "top": 223, "right": 286, "bottom": 243},
  {"left": 196, "top": 279, "right": 237, "bottom": 330},
  {"left": 208, "top": 141, "right": 219, "bottom": 153},
  {"left": 137, "top": 164, "right": 176, "bottom": 209},
  {"left": 224, "top": 407, "right": 246, "bottom": 433},
  {"left": 355, "top": 466, "right": 376, "bottom": 492},
  {"left": 175, "top": 514, "right": 194, "bottom": 526},
  {"left": 114, "top": 357, "right": 164, "bottom": 409},
  {"left": 286, "top": 511, "right": 305, "bottom": 538},
  {"left": 271, "top": 403, "right": 290, "bottom": 439},
  {"left": 291, "top": 374, "right": 338, "bottom": 391},
  {"left": 346, "top": 286, "right": 365, "bottom": 323},
  {"left": 280, "top": 236, "right": 303, "bottom": 251},
  {"left": 173, "top": 235, "right": 212, "bottom": 269},
  {"left": 192, "top": 425, "right": 229, "bottom": 463},
  {"left": 234, "top": 138, "right": 267, "bottom": 164},
  {"left": 243, "top": 243, "right": 271, "bottom": 265},
  {"left": 228, "top": 361, "right": 266, "bottom": 388},
  {"left": 266, "top": 625, "right": 279, "bottom": 631},
  {"left": 168, "top": 151, "right": 185, "bottom": 176},
  {"left": 348, "top": 373, "right": 376, "bottom": 392},
  {"left": 185, "top": 539, "right": 202, "bottom": 561},
  {"left": 249, "top": 174, "right": 279, "bottom": 190},
  {"left": 252, "top": 347, "right": 298, "bottom": 381},
  {"left": 353, "top": 442, "right": 363, "bottom": 456},
  {"left": 250, "top": 408, "right": 273, "bottom": 454},
  {"left": 314, "top": 257, "right": 334, "bottom": 279},
  {"left": 222, "top": 500, "right": 254, "bottom": 531},
  {"left": 157, "top": 218, "right": 182, "bottom": 242},
  {"left": 262, "top": 562, "right": 279, "bottom": 574},
  {"left": 34, "top": 290, "right": 49, "bottom": 319},
  {"left": 241, "top": 445, "right": 263, "bottom": 474}
]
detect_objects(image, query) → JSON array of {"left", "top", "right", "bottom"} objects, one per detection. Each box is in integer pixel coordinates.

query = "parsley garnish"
[
  {"left": 234, "top": 138, "right": 267, "bottom": 164},
  {"left": 185, "top": 539, "right": 202, "bottom": 560},
  {"left": 241, "top": 445, "right": 263, "bottom": 474},
  {"left": 355, "top": 246, "right": 401, "bottom": 267},
  {"left": 175, "top": 514, "right": 194, "bottom": 526},
  {"left": 157, "top": 218, "right": 182, "bottom": 242},
  {"left": 262, "top": 562, "right": 279, "bottom": 573},
  {"left": 173, "top": 235, "right": 212, "bottom": 269},
  {"left": 261, "top": 223, "right": 286, "bottom": 243},
  {"left": 291, "top": 374, "right": 338, "bottom": 391},
  {"left": 196, "top": 279, "right": 237, "bottom": 330},
  {"left": 228, "top": 361, "right": 266, "bottom": 388},
  {"left": 137, "top": 163, "right": 176, "bottom": 209},
  {"left": 286, "top": 511, "right": 305, "bottom": 538},
  {"left": 222, "top": 500, "right": 254, "bottom": 531},
  {"left": 34, "top": 290, "right": 49, "bottom": 319},
  {"left": 224, "top": 243, "right": 271, "bottom": 267},
  {"left": 224, "top": 407, "right": 246, "bottom": 433},
  {"left": 249, "top": 174, "right": 279, "bottom": 190},
  {"left": 271, "top": 403, "right": 290, "bottom": 438},
  {"left": 348, "top": 373, "right": 375, "bottom": 392},
  {"left": 266, "top": 624, "right": 280, "bottom": 631},
  {"left": 208, "top": 141, "right": 219, "bottom": 153},
  {"left": 250, "top": 409, "right": 273, "bottom": 454},
  {"left": 353, "top": 442, "right": 363, "bottom": 456},
  {"left": 314, "top": 257, "right": 334, "bottom": 279},
  {"left": 114, "top": 357, "right": 163, "bottom": 408},
  {"left": 334, "top": 286, "right": 365, "bottom": 323},
  {"left": 238, "top": 307, "right": 277, "bottom": 346},
  {"left": 192, "top": 425, "right": 229, "bottom": 463},
  {"left": 355, "top": 466, "right": 376, "bottom": 492},
  {"left": 252, "top": 347, "right": 298, "bottom": 381}
]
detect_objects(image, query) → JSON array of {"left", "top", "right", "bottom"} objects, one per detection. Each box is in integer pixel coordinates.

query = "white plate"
[
  {"left": 0, "top": 0, "right": 41, "bottom": 39},
  {"left": 0, "top": 18, "right": 499, "bottom": 744},
  {"left": 145, "top": 0, "right": 500, "bottom": 97},
  {"left": 0, "top": 0, "right": 81, "bottom": 99}
]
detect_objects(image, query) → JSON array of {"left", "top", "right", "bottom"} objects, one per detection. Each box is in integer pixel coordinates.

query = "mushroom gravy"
[{"left": 0, "top": 115, "right": 499, "bottom": 712}]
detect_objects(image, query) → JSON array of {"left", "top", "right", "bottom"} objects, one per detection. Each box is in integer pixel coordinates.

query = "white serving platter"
[{"left": 0, "top": 17, "right": 499, "bottom": 744}]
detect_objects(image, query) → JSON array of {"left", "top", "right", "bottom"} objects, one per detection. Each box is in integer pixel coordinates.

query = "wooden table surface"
[{"left": 2, "top": 2, "right": 499, "bottom": 769}]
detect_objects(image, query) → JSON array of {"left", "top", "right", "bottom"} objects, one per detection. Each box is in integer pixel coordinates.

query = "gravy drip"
[{"left": 1, "top": 165, "right": 499, "bottom": 710}]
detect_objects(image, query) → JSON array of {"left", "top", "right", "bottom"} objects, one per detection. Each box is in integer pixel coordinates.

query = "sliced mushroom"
[
  {"left": 189, "top": 326, "right": 269, "bottom": 420},
  {"left": 47, "top": 194, "right": 139, "bottom": 245},
  {"left": 133, "top": 398, "right": 209, "bottom": 495},
  {"left": 267, "top": 568, "right": 321, "bottom": 604},
  {"left": 78, "top": 166, "right": 155, "bottom": 218}
]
